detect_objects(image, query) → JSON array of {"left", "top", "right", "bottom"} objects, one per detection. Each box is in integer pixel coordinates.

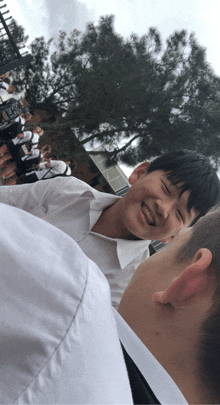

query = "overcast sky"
[
  {"left": 8, "top": 0, "right": 220, "bottom": 76},
  {"left": 7, "top": 0, "right": 220, "bottom": 176}
]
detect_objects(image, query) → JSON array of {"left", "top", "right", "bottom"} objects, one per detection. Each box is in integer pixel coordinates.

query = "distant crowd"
[{"left": 0, "top": 71, "right": 73, "bottom": 185}]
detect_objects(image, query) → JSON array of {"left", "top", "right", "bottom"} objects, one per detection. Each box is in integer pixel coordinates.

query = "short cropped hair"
[
  {"left": 41, "top": 144, "right": 52, "bottom": 153},
  {"left": 175, "top": 204, "right": 220, "bottom": 403},
  {"left": 19, "top": 99, "right": 28, "bottom": 108},
  {"left": 148, "top": 150, "right": 220, "bottom": 223},
  {"left": 22, "top": 112, "right": 32, "bottom": 121},
  {"left": 4, "top": 77, "right": 11, "bottom": 85},
  {"left": 67, "top": 158, "right": 74, "bottom": 167},
  {"left": 33, "top": 126, "right": 44, "bottom": 136}
]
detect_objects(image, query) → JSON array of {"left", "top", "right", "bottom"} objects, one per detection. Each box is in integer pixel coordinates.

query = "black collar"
[{"left": 121, "top": 343, "right": 161, "bottom": 404}]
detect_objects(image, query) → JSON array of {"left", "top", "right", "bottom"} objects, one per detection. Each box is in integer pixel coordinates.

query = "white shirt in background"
[
  {"left": 35, "top": 160, "right": 71, "bottom": 179},
  {"left": 14, "top": 116, "right": 25, "bottom": 126},
  {"left": 0, "top": 80, "right": 8, "bottom": 96},
  {"left": 21, "top": 148, "right": 42, "bottom": 161},
  {"left": 12, "top": 130, "right": 39, "bottom": 147}
]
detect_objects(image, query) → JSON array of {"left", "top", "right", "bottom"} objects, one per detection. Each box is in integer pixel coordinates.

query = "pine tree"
[{"left": 9, "top": 16, "right": 220, "bottom": 166}]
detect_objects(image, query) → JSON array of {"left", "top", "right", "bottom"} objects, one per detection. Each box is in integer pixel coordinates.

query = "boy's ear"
[
  {"left": 129, "top": 161, "right": 151, "bottom": 185},
  {"left": 152, "top": 248, "right": 213, "bottom": 308}
]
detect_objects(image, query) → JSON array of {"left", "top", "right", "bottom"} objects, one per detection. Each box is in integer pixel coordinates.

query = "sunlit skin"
[
  {"left": 118, "top": 228, "right": 215, "bottom": 404},
  {"left": 92, "top": 162, "right": 198, "bottom": 242}
]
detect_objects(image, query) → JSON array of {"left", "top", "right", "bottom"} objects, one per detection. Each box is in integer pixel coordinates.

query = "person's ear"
[
  {"left": 129, "top": 161, "right": 151, "bottom": 185},
  {"left": 152, "top": 248, "right": 213, "bottom": 308}
]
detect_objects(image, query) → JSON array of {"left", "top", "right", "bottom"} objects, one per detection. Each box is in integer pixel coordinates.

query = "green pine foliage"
[{"left": 9, "top": 15, "right": 220, "bottom": 167}]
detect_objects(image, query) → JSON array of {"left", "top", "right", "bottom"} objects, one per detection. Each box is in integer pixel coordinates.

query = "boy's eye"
[
  {"left": 177, "top": 209, "right": 184, "bottom": 222},
  {"left": 162, "top": 181, "right": 170, "bottom": 195}
]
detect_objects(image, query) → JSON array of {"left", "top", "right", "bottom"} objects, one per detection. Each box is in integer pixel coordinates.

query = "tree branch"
[
  {"left": 80, "top": 128, "right": 122, "bottom": 144},
  {"left": 87, "top": 133, "right": 142, "bottom": 156}
]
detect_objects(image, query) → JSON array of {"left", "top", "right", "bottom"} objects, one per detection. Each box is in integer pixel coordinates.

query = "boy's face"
[{"left": 121, "top": 162, "right": 198, "bottom": 243}]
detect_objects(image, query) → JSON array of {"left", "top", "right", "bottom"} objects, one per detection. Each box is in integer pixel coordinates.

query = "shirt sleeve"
[
  {"left": 50, "top": 160, "right": 59, "bottom": 167},
  {"left": 22, "top": 131, "right": 32, "bottom": 141},
  {"left": 50, "top": 160, "right": 65, "bottom": 168},
  {"left": 38, "top": 161, "right": 47, "bottom": 170},
  {"left": 0, "top": 176, "right": 93, "bottom": 216},
  {"left": 0, "top": 79, "right": 8, "bottom": 95},
  {"left": 14, "top": 116, "right": 25, "bottom": 125},
  {"left": 31, "top": 148, "right": 40, "bottom": 157},
  {"left": 38, "top": 160, "right": 66, "bottom": 173}
]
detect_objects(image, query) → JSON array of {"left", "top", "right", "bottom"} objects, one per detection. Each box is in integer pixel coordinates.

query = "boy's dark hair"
[
  {"left": 148, "top": 149, "right": 220, "bottom": 224},
  {"left": 4, "top": 77, "right": 11, "bottom": 84},
  {"left": 67, "top": 158, "right": 74, "bottom": 166}
]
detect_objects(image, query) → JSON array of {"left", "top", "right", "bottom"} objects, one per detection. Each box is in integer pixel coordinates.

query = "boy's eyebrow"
[
  {"left": 165, "top": 176, "right": 184, "bottom": 196},
  {"left": 163, "top": 174, "right": 198, "bottom": 218},
  {"left": 166, "top": 178, "right": 195, "bottom": 218}
]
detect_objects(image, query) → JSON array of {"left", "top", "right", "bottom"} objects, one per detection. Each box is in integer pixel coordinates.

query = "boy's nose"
[{"left": 156, "top": 199, "right": 174, "bottom": 219}]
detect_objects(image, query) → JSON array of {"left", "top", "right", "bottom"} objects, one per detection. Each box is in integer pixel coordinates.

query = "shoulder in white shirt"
[
  {"left": 14, "top": 116, "right": 25, "bottom": 126},
  {"left": 0, "top": 203, "right": 133, "bottom": 404},
  {"left": 12, "top": 130, "right": 32, "bottom": 145},
  {"left": 36, "top": 160, "right": 69, "bottom": 179},
  {"left": 0, "top": 177, "right": 151, "bottom": 309}
]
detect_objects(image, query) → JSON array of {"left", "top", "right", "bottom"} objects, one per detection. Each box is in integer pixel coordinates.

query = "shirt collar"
[
  {"left": 89, "top": 193, "right": 121, "bottom": 228},
  {"left": 113, "top": 309, "right": 188, "bottom": 405},
  {"left": 116, "top": 238, "right": 151, "bottom": 269}
]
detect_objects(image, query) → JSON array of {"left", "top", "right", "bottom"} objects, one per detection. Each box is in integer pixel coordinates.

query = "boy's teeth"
[{"left": 142, "top": 203, "right": 155, "bottom": 225}]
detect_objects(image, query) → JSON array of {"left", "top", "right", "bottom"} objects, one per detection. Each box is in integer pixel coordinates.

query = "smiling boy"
[
  {"left": 92, "top": 161, "right": 198, "bottom": 243},
  {"left": 0, "top": 149, "right": 219, "bottom": 308}
]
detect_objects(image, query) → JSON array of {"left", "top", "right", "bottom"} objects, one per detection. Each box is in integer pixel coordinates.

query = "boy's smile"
[{"left": 141, "top": 202, "right": 156, "bottom": 226}]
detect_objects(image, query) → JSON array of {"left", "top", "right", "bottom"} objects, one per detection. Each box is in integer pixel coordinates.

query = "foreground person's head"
[
  {"left": 121, "top": 149, "right": 220, "bottom": 242},
  {"left": 118, "top": 203, "right": 220, "bottom": 404}
]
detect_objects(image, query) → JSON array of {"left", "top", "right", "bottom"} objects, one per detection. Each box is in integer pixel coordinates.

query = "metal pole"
[{"left": 0, "top": 11, "right": 20, "bottom": 57}]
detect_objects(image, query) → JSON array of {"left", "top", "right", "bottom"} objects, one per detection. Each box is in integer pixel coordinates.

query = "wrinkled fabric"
[
  {"left": 0, "top": 177, "right": 150, "bottom": 308},
  {"left": 0, "top": 203, "right": 133, "bottom": 404}
]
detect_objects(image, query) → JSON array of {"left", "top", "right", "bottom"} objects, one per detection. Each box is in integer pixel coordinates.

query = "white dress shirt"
[
  {"left": 12, "top": 131, "right": 39, "bottom": 147},
  {"left": 14, "top": 115, "right": 25, "bottom": 126},
  {"left": 35, "top": 160, "right": 71, "bottom": 179},
  {"left": 0, "top": 79, "right": 8, "bottom": 95},
  {"left": 0, "top": 203, "right": 133, "bottom": 404},
  {"left": 21, "top": 148, "right": 41, "bottom": 161},
  {"left": 0, "top": 177, "right": 151, "bottom": 308},
  {"left": 114, "top": 309, "right": 188, "bottom": 405}
]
